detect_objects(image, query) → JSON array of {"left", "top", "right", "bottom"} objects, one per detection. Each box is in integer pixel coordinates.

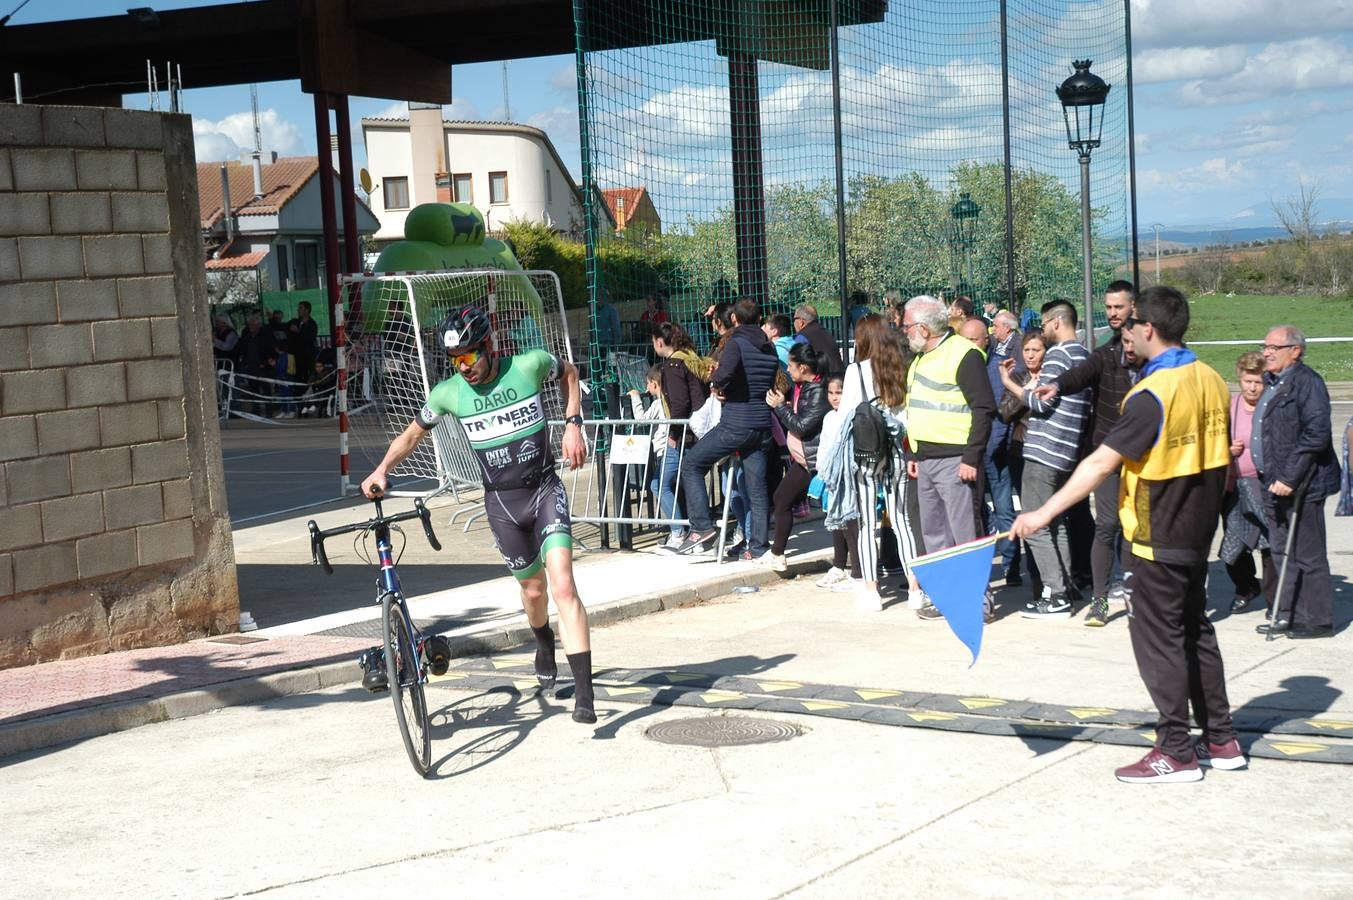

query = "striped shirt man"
[{"left": 1024, "top": 339, "right": 1091, "bottom": 471}]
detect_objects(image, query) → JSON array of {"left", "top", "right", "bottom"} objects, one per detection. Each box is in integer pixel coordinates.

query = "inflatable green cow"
[{"left": 362, "top": 202, "right": 549, "bottom": 354}]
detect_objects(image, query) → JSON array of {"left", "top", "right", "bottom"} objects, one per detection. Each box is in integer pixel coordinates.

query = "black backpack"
[{"left": 851, "top": 364, "right": 893, "bottom": 476}]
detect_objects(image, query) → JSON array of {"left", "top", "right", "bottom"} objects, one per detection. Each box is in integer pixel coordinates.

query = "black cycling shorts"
[{"left": 484, "top": 474, "right": 573, "bottom": 579}]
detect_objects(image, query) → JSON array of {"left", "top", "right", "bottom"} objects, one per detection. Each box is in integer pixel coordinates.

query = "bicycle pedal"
[{"left": 424, "top": 635, "right": 451, "bottom": 676}]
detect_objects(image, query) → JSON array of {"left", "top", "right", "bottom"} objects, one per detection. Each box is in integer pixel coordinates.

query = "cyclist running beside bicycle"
[{"left": 359, "top": 305, "right": 597, "bottom": 724}]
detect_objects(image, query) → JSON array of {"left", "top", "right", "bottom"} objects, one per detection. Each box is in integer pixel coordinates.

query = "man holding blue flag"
[{"left": 1011, "top": 286, "right": 1242, "bottom": 784}]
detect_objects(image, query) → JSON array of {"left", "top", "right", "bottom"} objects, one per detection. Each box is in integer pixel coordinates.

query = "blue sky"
[{"left": 15, "top": 0, "right": 1353, "bottom": 230}]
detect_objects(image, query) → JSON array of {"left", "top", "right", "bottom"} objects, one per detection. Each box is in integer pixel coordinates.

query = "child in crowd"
[
  {"left": 813, "top": 375, "right": 863, "bottom": 590},
  {"left": 628, "top": 365, "right": 672, "bottom": 544}
]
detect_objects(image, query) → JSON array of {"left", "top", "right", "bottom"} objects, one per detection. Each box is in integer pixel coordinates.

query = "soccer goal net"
[{"left": 343, "top": 270, "right": 574, "bottom": 499}]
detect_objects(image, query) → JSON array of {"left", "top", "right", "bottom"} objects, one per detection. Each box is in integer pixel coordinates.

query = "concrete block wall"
[{"left": 0, "top": 105, "right": 238, "bottom": 668}]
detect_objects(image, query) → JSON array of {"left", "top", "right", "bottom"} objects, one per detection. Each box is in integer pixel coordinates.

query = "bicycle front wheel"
[{"left": 382, "top": 594, "right": 431, "bottom": 777}]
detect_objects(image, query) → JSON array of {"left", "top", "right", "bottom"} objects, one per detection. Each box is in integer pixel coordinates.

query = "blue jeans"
[
  {"left": 680, "top": 423, "right": 772, "bottom": 555},
  {"left": 984, "top": 454, "right": 1016, "bottom": 570},
  {"left": 724, "top": 464, "right": 752, "bottom": 541},
  {"left": 656, "top": 446, "right": 685, "bottom": 537}
]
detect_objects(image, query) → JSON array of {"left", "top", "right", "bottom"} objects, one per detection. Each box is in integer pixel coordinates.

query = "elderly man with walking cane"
[{"left": 1251, "top": 325, "right": 1343, "bottom": 640}]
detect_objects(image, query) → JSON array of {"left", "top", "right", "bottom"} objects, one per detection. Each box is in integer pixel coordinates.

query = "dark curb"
[{"left": 0, "top": 550, "right": 830, "bottom": 761}]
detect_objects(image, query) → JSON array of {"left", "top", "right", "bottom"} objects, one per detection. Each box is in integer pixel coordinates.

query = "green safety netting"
[{"left": 572, "top": 0, "right": 1132, "bottom": 402}]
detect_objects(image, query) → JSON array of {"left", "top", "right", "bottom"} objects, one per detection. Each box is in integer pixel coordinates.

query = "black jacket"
[
  {"left": 712, "top": 324, "right": 778, "bottom": 430},
  {"left": 1052, "top": 331, "right": 1135, "bottom": 447},
  {"left": 1256, "top": 362, "right": 1342, "bottom": 500},
  {"left": 799, "top": 321, "right": 845, "bottom": 379},
  {"left": 659, "top": 354, "right": 709, "bottom": 446},
  {"left": 772, "top": 378, "right": 829, "bottom": 469}
]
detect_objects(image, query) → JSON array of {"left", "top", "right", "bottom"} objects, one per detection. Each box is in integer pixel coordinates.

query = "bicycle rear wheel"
[{"left": 382, "top": 593, "right": 431, "bottom": 777}]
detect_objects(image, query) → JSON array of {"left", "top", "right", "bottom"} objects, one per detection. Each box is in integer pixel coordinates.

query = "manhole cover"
[
  {"left": 207, "top": 634, "right": 268, "bottom": 645},
  {"left": 645, "top": 715, "right": 802, "bottom": 747}
]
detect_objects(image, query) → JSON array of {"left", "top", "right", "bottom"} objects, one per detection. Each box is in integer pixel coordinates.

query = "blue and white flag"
[{"left": 910, "top": 533, "right": 1001, "bottom": 666}]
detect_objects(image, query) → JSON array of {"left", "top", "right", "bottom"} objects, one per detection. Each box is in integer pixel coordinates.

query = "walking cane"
[{"left": 1264, "top": 468, "right": 1315, "bottom": 642}]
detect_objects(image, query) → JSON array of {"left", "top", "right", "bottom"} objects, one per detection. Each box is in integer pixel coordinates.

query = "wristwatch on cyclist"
[{"left": 564, "top": 414, "right": 584, "bottom": 427}]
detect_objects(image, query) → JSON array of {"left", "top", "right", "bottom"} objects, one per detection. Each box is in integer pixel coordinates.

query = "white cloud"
[
  {"left": 549, "top": 64, "right": 577, "bottom": 93},
  {"left": 1140, "top": 157, "right": 1254, "bottom": 194},
  {"left": 1132, "top": 0, "right": 1353, "bottom": 50},
  {"left": 192, "top": 108, "right": 303, "bottom": 162},
  {"left": 1133, "top": 46, "right": 1248, "bottom": 84},
  {"left": 1175, "top": 124, "right": 1287, "bottom": 152},
  {"left": 527, "top": 105, "right": 579, "bottom": 140},
  {"left": 1175, "top": 37, "right": 1353, "bottom": 105}
]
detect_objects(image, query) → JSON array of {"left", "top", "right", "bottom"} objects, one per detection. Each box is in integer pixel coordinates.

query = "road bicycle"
[{"left": 308, "top": 488, "right": 445, "bottom": 777}]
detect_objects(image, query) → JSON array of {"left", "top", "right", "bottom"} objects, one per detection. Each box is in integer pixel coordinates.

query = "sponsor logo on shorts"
[
  {"left": 486, "top": 446, "right": 512, "bottom": 469},
  {"left": 517, "top": 442, "right": 542, "bottom": 464}
]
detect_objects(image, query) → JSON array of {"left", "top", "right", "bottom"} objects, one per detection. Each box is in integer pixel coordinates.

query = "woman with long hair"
[
  {"left": 652, "top": 321, "right": 713, "bottom": 550},
  {"left": 838, "top": 314, "right": 921, "bottom": 610},
  {"left": 764, "top": 342, "right": 830, "bottom": 571},
  {"left": 998, "top": 328, "right": 1048, "bottom": 599}
]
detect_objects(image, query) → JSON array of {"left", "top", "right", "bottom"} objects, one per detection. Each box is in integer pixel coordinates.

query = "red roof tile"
[
  {"left": 196, "top": 156, "right": 319, "bottom": 229},
  {"left": 600, "top": 186, "right": 650, "bottom": 231},
  {"left": 204, "top": 248, "right": 270, "bottom": 271}
]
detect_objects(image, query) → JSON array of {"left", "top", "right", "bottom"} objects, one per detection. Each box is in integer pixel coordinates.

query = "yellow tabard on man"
[
  {"left": 1118, "top": 360, "right": 1231, "bottom": 561},
  {"left": 905, "top": 333, "right": 978, "bottom": 451}
]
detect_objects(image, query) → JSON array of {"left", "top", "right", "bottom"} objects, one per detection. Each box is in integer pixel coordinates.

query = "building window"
[
  {"left": 383, "top": 176, "right": 409, "bottom": 210},
  {"left": 489, "top": 171, "right": 508, "bottom": 205},
  {"left": 294, "top": 242, "right": 319, "bottom": 290},
  {"left": 453, "top": 173, "right": 473, "bottom": 204},
  {"left": 275, "top": 242, "right": 290, "bottom": 290},
  {"left": 545, "top": 170, "right": 552, "bottom": 204}
]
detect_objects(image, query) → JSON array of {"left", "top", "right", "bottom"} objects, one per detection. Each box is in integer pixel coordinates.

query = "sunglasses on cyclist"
[{"left": 450, "top": 347, "right": 483, "bottom": 368}]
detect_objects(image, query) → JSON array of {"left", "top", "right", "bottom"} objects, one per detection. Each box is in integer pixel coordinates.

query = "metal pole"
[
  {"left": 1124, "top": 0, "right": 1140, "bottom": 289},
  {"left": 829, "top": 0, "right": 849, "bottom": 356},
  {"left": 999, "top": 0, "right": 1018, "bottom": 311},
  {"left": 1079, "top": 151, "right": 1095, "bottom": 350},
  {"left": 1153, "top": 223, "right": 1162, "bottom": 283},
  {"left": 14, "top": 72, "right": 23, "bottom": 104},
  {"left": 312, "top": 92, "right": 346, "bottom": 488}
]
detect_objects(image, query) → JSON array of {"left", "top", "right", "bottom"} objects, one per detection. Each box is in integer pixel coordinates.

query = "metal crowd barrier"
[{"left": 555, "top": 416, "right": 741, "bottom": 561}]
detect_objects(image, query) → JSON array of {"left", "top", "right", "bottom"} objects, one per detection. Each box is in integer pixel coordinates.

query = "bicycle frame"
[{"left": 372, "top": 515, "right": 427, "bottom": 689}]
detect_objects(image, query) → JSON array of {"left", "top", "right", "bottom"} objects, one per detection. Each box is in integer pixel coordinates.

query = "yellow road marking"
[
  {"left": 800, "top": 700, "right": 850, "bottom": 711},
  {"left": 957, "top": 697, "right": 1005, "bottom": 710},
  {"left": 856, "top": 689, "right": 904, "bottom": 701},
  {"left": 1270, "top": 741, "right": 1328, "bottom": 757},
  {"left": 1066, "top": 707, "right": 1117, "bottom": 719}
]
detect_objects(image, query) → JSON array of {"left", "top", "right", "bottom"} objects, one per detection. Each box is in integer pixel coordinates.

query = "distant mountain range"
[{"left": 1138, "top": 198, "right": 1353, "bottom": 249}]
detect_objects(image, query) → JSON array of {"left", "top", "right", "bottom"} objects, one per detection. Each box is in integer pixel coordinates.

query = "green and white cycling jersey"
[{"left": 416, "top": 349, "right": 561, "bottom": 490}]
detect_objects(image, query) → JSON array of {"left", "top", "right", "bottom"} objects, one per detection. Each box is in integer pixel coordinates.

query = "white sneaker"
[
  {"left": 816, "top": 566, "right": 848, "bottom": 588},
  {"left": 1107, "top": 581, "right": 1128, "bottom": 605},
  {"left": 661, "top": 532, "right": 685, "bottom": 553},
  {"left": 853, "top": 586, "right": 884, "bottom": 612},
  {"left": 907, "top": 589, "right": 928, "bottom": 610},
  {"left": 760, "top": 552, "right": 788, "bottom": 573},
  {"left": 831, "top": 576, "right": 865, "bottom": 593}
]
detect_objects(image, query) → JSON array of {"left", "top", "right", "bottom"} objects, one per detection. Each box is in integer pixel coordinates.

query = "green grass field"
[{"left": 1185, "top": 294, "right": 1353, "bottom": 382}]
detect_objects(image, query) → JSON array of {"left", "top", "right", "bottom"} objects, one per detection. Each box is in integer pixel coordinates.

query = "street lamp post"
[
  {"left": 1152, "top": 222, "right": 1164, "bottom": 284},
  {"left": 950, "top": 191, "right": 981, "bottom": 297},
  {"left": 1057, "top": 59, "right": 1111, "bottom": 350}
]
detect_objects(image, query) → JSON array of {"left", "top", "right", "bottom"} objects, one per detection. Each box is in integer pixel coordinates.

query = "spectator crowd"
[{"left": 615, "top": 282, "right": 1348, "bottom": 781}]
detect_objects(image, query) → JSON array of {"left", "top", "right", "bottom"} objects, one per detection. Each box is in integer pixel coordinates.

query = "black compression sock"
[
  {"left": 566, "top": 651, "right": 596, "bottom": 724},
  {"left": 531, "top": 623, "right": 557, "bottom": 689}
]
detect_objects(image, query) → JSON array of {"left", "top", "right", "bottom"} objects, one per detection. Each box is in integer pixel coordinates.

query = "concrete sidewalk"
[
  {"left": 0, "top": 492, "right": 832, "bottom": 758},
  {"left": 2, "top": 471, "right": 1350, "bottom": 765}
]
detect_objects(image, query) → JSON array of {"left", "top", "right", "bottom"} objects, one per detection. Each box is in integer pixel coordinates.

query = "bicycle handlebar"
[{"left": 306, "top": 496, "right": 441, "bottom": 575}]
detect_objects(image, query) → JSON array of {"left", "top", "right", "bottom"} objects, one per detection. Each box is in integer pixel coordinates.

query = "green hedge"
[{"left": 503, "top": 222, "right": 676, "bottom": 310}]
